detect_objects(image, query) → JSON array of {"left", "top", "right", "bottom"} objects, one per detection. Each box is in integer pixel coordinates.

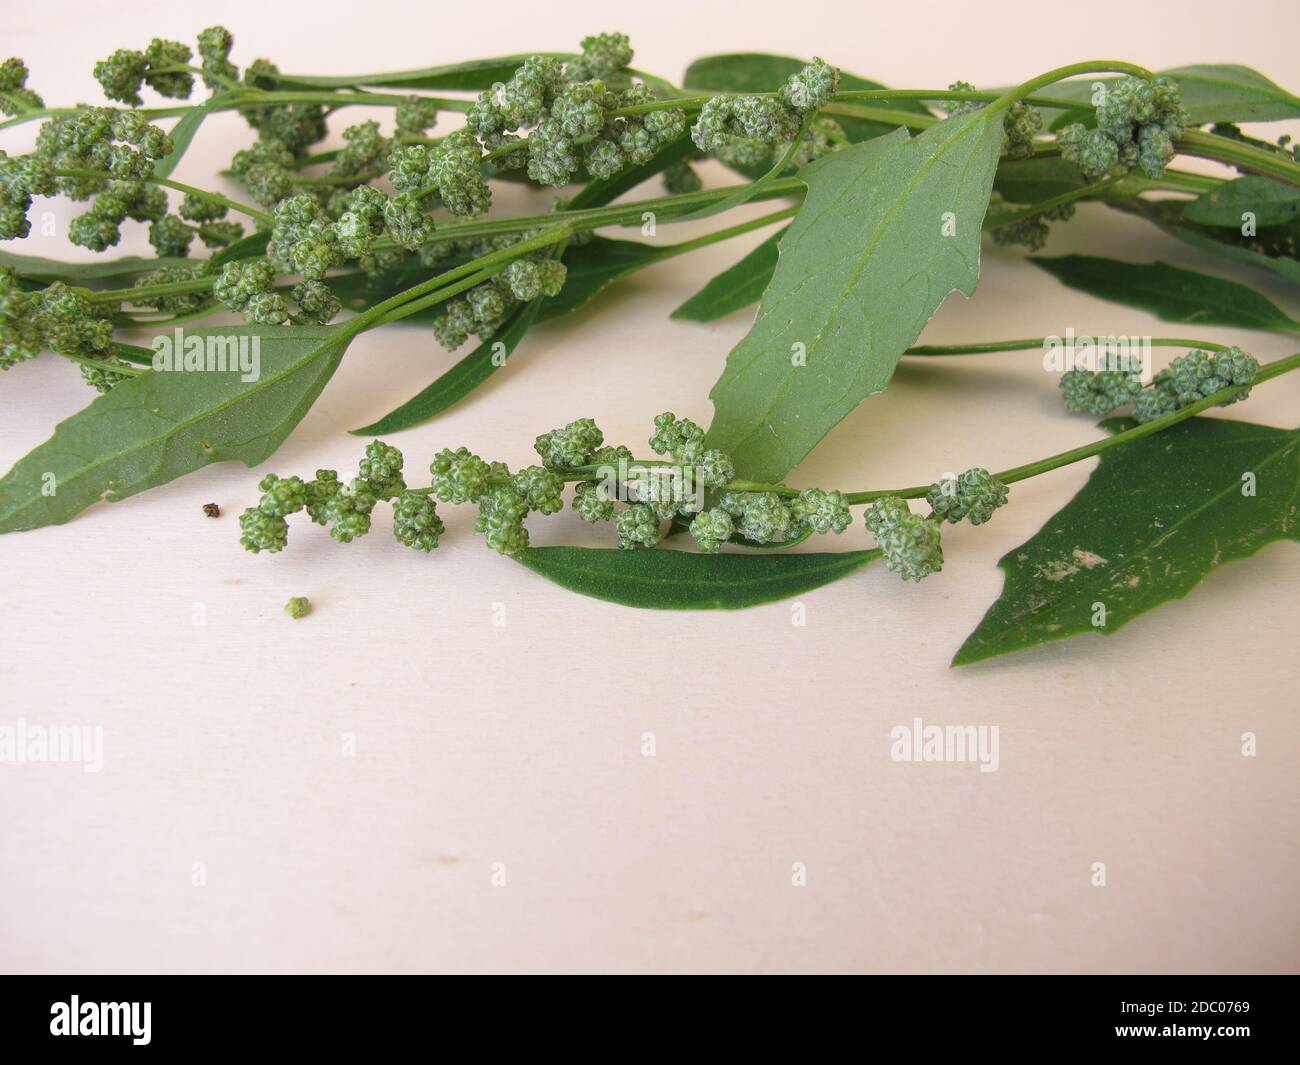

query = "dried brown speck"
[{"left": 202, "top": 502, "right": 220, "bottom": 518}]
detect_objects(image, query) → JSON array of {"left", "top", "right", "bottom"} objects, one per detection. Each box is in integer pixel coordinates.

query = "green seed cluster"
[
  {"left": 990, "top": 202, "right": 1075, "bottom": 252},
  {"left": 1059, "top": 348, "right": 1259, "bottom": 424},
  {"left": 864, "top": 498, "right": 944, "bottom": 582},
  {"left": 240, "top": 440, "right": 415, "bottom": 553},
  {"left": 284, "top": 595, "right": 311, "bottom": 619},
  {"left": 430, "top": 235, "right": 567, "bottom": 351},
  {"left": 93, "top": 38, "right": 194, "bottom": 107},
  {"left": 466, "top": 41, "right": 685, "bottom": 187},
  {"left": 946, "top": 83, "right": 1042, "bottom": 158},
  {"left": 0, "top": 270, "right": 128, "bottom": 390},
  {"left": 925, "top": 468, "right": 1009, "bottom": 526},
  {"left": 239, "top": 410, "right": 1010, "bottom": 574},
  {"left": 691, "top": 59, "right": 839, "bottom": 167},
  {"left": 1058, "top": 75, "right": 1188, "bottom": 180},
  {"left": 1134, "top": 347, "right": 1259, "bottom": 422},
  {"left": 0, "top": 57, "right": 43, "bottom": 117},
  {"left": 1059, "top": 368, "right": 1144, "bottom": 415}
]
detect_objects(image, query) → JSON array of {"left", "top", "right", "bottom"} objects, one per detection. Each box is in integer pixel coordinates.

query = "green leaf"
[
  {"left": 208, "top": 230, "right": 271, "bottom": 269},
  {"left": 350, "top": 301, "right": 540, "bottom": 434},
  {"left": 1035, "top": 64, "right": 1300, "bottom": 127},
  {"left": 1030, "top": 255, "right": 1300, "bottom": 334},
  {"left": 1183, "top": 176, "right": 1300, "bottom": 228},
  {"left": 0, "top": 249, "right": 195, "bottom": 287},
  {"left": 1110, "top": 198, "right": 1300, "bottom": 287},
  {"left": 671, "top": 226, "right": 786, "bottom": 321},
  {"left": 705, "top": 113, "right": 1005, "bottom": 482},
  {"left": 954, "top": 417, "right": 1299, "bottom": 665},
  {"left": 277, "top": 55, "right": 567, "bottom": 92},
  {"left": 518, "top": 545, "right": 879, "bottom": 609},
  {"left": 0, "top": 324, "right": 355, "bottom": 533},
  {"left": 993, "top": 156, "right": 1087, "bottom": 204},
  {"left": 154, "top": 93, "right": 229, "bottom": 179}
]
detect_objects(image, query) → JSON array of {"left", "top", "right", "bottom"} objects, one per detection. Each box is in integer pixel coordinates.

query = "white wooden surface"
[{"left": 1, "top": 0, "right": 1296, "bottom": 973}]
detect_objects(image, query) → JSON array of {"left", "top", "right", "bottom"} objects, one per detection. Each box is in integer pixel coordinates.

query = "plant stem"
[
  {"left": 53, "top": 169, "right": 271, "bottom": 223},
  {"left": 904, "top": 336, "right": 1229, "bottom": 356},
  {"left": 840, "top": 351, "right": 1300, "bottom": 503},
  {"left": 1176, "top": 128, "right": 1300, "bottom": 188}
]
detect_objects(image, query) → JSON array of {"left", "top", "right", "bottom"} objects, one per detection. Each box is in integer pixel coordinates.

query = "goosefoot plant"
[{"left": 1, "top": 30, "right": 1298, "bottom": 663}]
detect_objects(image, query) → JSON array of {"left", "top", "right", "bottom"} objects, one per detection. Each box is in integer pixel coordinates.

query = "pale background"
[{"left": 1, "top": 0, "right": 1296, "bottom": 974}]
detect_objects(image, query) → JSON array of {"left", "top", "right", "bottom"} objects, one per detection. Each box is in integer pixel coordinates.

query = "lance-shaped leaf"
[
  {"left": 672, "top": 226, "right": 787, "bottom": 322},
  {"left": 1030, "top": 255, "right": 1300, "bottom": 335},
  {"left": 0, "top": 250, "right": 196, "bottom": 288},
  {"left": 351, "top": 302, "right": 540, "bottom": 435},
  {"left": 0, "top": 324, "right": 355, "bottom": 533},
  {"left": 954, "top": 417, "right": 1299, "bottom": 665},
  {"left": 705, "top": 114, "right": 1005, "bottom": 482},
  {"left": 1109, "top": 199, "right": 1300, "bottom": 288},
  {"left": 518, "top": 546, "right": 879, "bottom": 609}
]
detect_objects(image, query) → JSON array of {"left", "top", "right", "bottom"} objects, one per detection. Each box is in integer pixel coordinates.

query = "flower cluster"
[
  {"left": 1059, "top": 367, "right": 1144, "bottom": 415},
  {"left": 1059, "top": 348, "right": 1258, "bottom": 423},
  {"left": 864, "top": 497, "right": 944, "bottom": 582},
  {"left": 93, "top": 38, "right": 194, "bottom": 106},
  {"left": 990, "top": 202, "right": 1075, "bottom": 252},
  {"left": 1058, "top": 76, "right": 1189, "bottom": 180},
  {"left": 0, "top": 58, "right": 43, "bottom": 117},
  {"left": 0, "top": 270, "right": 128, "bottom": 390},
  {"left": 945, "top": 82, "right": 1042, "bottom": 158},
  {"left": 925, "top": 467, "right": 1009, "bottom": 526},
  {"left": 691, "top": 58, "right": 839, "bottom": 168},
  {"left": 426, "top": 234, "right": 568, "bottom": 350},
  {"left": 239, "top": 440, "right": 414, "bottom": 553},
  {"left": 466, "top": 40, "right": 686, "bottom": 187}
]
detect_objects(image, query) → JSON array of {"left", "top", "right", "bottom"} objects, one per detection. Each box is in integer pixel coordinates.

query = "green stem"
[
  {"left": 841, "top": 351, "right": 1300, "bottom": 503},
  {"left": 52, "top": 168, "right": 271, "bottom": 223},
  {"left": 905, "top": 336, "right": 1228, "bottom": 356},
  {"left": 53, "top": 349, "right": 146, "bottom": 375},
  {"left": 1175, "top": 128, "right": 1300, "bottom": 188},
  {"left": 991, "top": 61, "right": 1155, "bottom": 110},
  {"left": 357, "top": 225, "right": 572, "bottom": 329},
  {"left": 986, "top": 177, "right": 1124, "bottom": 230}
]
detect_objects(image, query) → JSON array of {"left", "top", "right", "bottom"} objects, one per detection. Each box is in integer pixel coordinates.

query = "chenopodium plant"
[{"left": 2, "top": 28, "right": 1299, "bottom": 662}]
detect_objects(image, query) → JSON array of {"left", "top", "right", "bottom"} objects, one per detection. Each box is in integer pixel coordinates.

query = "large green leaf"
[
  {"left": 1110, "top": 199, "right": 1300, "bottom": 288},
  {"left": 1030, "top": 255, "right": 1300, "bottom": 334},
  {"left": 705, "top": 113, "right": 1005, "bottom": 482},
  {"left": 1182, "top": 176, "right": 1300, "bottom": 228},
  {"left": 671, "top": 226, "right": 787, "bottom": 322},
  {"left": 518, "top": 545, "right": 879, "bottom": 609},
  {"left": 954, "top": 417, "right": 1299, "bottom": 665},
  {"left": 0, "top": 324, "right": 354, "bottom": 532},
  {"left": 1035, "top": 65, "right": 1300, "bottom": 128}
]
